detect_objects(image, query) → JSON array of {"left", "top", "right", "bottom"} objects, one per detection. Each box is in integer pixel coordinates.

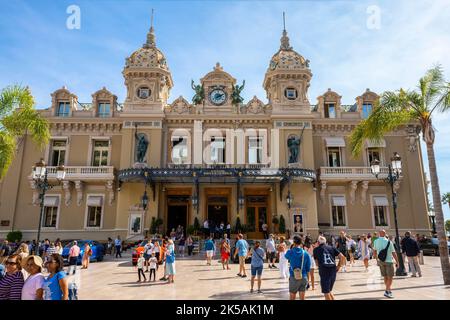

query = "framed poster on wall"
[
  {"left": 292, "top": 208, "right": 304, "bottom": 234},
  {"left": 128, "top": 213, "right": 143, "bottom": 236}
]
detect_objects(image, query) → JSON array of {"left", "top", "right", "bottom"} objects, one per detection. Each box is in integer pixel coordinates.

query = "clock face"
[{"left": 209, "top": 89, "right": 227, "bottom": 106}]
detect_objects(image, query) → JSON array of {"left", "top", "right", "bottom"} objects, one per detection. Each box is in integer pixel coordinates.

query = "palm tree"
[
  {"left": 350, "top": 65, "right": 450, "bottom": 284},
  {"left": 0, "top": 85, "right": 49, "bottom": 180},
  {"left": 443, "top": 193, "right": 450, "bottom": 208}
]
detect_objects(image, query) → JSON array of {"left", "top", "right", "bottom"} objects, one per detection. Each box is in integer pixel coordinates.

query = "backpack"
[{"left": 377, "top": 240, "right": 391, "bottom": 262}]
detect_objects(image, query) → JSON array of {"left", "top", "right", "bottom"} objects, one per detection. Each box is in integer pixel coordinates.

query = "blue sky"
[{"left": 1, "top": 0, "right": 449, "bottom": 219}]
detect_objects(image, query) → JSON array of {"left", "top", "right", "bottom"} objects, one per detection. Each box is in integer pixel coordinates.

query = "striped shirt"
[{"left": 0, "top": 271, "right": 25, "bottom": 300}]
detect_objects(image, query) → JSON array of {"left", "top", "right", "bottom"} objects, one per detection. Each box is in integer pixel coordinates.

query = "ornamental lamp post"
[
  {"left": 286, "top": 191, "right": 293, "bottom": 210},
  {"left": 370, "top": 152, "right": 407, "bottom": 276},
  {"left": 141, "top": 190, "right": 149, "bottom": 211},
  {"left": 32, "top": 159, "right": 66, "bottom": 250},
  {"left": 428, "top": 210, "right": 436, "bottom": 235}
]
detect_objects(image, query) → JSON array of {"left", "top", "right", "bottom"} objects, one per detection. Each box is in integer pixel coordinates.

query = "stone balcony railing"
[
  {"left": 39, "top": 166, "right": 115, "bottom": 181},
  {"left": 319, "top": 166, "right": 389, "bottom": 181}
]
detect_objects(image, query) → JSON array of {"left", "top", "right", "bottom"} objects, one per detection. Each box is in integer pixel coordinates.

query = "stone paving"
[{"left": 76, "top": 251, "right": 450, "bottom": 300}]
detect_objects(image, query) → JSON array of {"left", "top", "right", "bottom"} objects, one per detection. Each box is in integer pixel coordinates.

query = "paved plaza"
[{"left": 76, "top": 251, "right": 450, "bottom": 300}]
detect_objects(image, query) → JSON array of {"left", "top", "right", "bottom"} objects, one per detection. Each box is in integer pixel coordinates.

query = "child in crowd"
[
  {"left": 136, "top": 252, "right": 147, "bottom": 282},
  {"left": 149, "top": 252, "right": 158, "bottom": 282}
]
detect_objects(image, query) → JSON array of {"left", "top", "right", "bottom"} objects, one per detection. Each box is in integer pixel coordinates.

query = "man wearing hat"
[{"left": 21, "top": 255, "right": 44, "bottom": 300}]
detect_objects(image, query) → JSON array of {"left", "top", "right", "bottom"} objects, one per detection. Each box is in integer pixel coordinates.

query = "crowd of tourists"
[
  {"left": 201, "top": 229, "right": 426, "bottom": 300},
  {"left": 0, "top": 238, "right": 91, "bottom": 300}
]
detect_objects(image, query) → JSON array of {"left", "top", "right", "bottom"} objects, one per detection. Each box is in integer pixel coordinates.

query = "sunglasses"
[{"left": 5, "top": 261, "right": 17, "bottom": 266}]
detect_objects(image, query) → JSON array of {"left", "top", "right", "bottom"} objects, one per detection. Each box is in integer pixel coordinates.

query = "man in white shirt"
[{"left": 266, "top": 234, "right": 277, "bottom": 269}]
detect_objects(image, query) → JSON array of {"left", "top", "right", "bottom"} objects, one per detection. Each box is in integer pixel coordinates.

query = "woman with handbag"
[
  {"left": 81, "top": 243, "right": 92, "bottom": 269},
  {"left": 247, "top": 241, "right": 266, "bottom": 293}
]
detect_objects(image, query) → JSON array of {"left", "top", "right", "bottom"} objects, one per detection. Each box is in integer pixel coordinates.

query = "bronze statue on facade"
[
  {"left": 231, "top": 80, "right": 245, "bottom": 106},
  {"left": 191, "top": 80, "right": 205, "bottom": 105}
]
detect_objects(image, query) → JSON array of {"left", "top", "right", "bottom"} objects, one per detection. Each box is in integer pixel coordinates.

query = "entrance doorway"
[
  {"left": 167, "top": 195, "right": 189, "bottom": 236},
  {"left": 246, "top": 195, "right": 268, "bottom": 239},
  {"left": 206, "top": 195, "right": 228, "bottom": 238}
]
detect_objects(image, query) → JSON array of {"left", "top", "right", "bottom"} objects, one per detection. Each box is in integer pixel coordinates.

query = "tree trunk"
[{"left": 426, "top": 142, "right": 450, "bottom": 284}]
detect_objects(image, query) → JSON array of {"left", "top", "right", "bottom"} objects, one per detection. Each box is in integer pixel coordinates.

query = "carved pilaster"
[
  {"left": 106, "top": 180, "right": 115, "bottom": 206},
  {"left": 75, "top": 181, "right": 84, "bottom": 206},
  {"left": 62, "top": 180, "right": 72, "bottom": 206},
  {"left": 361, "top": 181, "right": 369, "bottom": 205},
  {"left": 29, "top": 180, "right": 39, "bottom": 205},
  {"left": 320, "top": 181, "right": 327, "bottom": 203},
  {"left": 349, "top": 181, "right": 358, "bottom": 205}
]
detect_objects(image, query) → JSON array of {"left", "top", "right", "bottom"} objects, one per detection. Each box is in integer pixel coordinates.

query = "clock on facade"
[
  {"left": 209, "top": 89, "right": 227, "bottom": 106},
  {"left": 137, "top": 86, "right": 151, "bottom": 99}
]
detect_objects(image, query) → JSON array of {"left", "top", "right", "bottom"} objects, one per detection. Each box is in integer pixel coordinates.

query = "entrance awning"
[
  {"left": 118, "top": 166, "right": 316, "bottom": 185},
  {"left": 325, "top": 137, "right": 346, "bottom": 147}
]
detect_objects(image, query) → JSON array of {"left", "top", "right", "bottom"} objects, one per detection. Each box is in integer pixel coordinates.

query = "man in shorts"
[
  {"left": 313, "top": 236, "right": 345, "bottom": 300},
  {"left": 233, "top": 233, "right": 249, "bottom": 278},
  {"left": 373, "top": 229, "right": 399, "bottom": 298},
  {"left": 204, "top": 236, "right": 215, "bottom": 266},
  {"left": 285, "top": 236, "right": 311, "bottom": 300},
  {"left": 266, "top": 234, "right": 277, "bottom": 269},
  {"left": 247, "top": 241, "right": 266, "bottom": 293}
]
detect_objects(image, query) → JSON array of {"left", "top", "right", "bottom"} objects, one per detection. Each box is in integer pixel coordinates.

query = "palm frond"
[
  {"left": 419, "top": 65, "right": 444, "bottom": 110},
  {"left": 350, "top": 91, "right": 414, "bottom": 157},
  {"left": 432, "top": 81, "right": 450, "bottom": 114},
  {"left": 0, "top": 85, "right": 34, "bottom": 118},
  {"left": 0, "top": 131, "right": 17, "bottom": 180}
]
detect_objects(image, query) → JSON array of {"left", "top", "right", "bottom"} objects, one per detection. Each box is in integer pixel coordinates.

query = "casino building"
[{"left": 0, "top": 21, "right": 431, "bottom": 241}]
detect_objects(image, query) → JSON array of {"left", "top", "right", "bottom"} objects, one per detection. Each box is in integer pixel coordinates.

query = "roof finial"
[
  {"left": 280, "top": 12, "right": 292, "bottom": 50},
  {"left": 144, "top": 9, "right": 156, "bottom": 48}
]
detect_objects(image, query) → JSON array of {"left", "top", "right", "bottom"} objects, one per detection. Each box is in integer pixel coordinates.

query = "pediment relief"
[
  {"left": 241, "top": 96, "right": 270, "bottom": 114},
  {"left": 360, "top": 89, "right": 379, "bottom": 102},
  {"left": 200, "top": 63, "right": 236, "bottom": 86},
  {"left": 51, "top": 87, "right": 77, "bottom": 100},
  {"left": 166, "top": 96, "right": 193, "bottom": 114},
  {"left": 322, "top": 88, "right": 342, "bottom": 102},
  {"left": 92, "top": 87, "right": 117, "bottom": 102}
]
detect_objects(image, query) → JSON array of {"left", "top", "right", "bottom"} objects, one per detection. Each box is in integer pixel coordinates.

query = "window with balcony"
[
  {"left": 86, "top": 196, "right": 103, "bottom": 228},
  {"left": 211, "top": 136, "right": 225, "bottom": 163},
  {"left": 50, "top": 140, "right": 66, "bottom": 166},
  {"left": 331, "top": 196, "right": 346, "bottom": 227},
  {"left": 327, "top": 147, "right": 342, "bottom": 167},
  {"left": 248, "top": 137, "right": 263, "bottom": 164},
  {"left": 171, "top": 136, "right": 188, "bottom": 164},
  {"left": 367, "top": 148, "right": 381, "bottom": 166},
  {"left": 98, "top": 102, "right": 111, "bottom": 117},
  {"left": 92, "top": 140, "right": 109, "bottom": 166},
  {"left": 362, "top": 103, "right": 373, "bottom": 119},
  {"left": 324, "top": 103, "right": 336, "bottom": 118},
  {"left": 43, "top": 196, "right": 59, "bottom": 228},
  {"left": 57, "top": 102, "right": 70, "bottom": 117},
  {"left": 372, "top": 196, "right": 389, "bottom": 227}
]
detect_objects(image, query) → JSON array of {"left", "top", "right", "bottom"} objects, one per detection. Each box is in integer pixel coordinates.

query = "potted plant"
[
  {"left": 272, "top": 215, "right": 280, "bottom": 233},
  {"left": 234, "top": 216, "right": 242, "bottom": 234},
  {"left": 279, "top": 215, "right": 286, "bottom": 236},
  {"left": 193, "top": 217, "right": 200, "bottom": 235}
]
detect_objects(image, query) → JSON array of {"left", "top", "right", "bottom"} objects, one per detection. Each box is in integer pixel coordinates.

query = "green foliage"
[
  {"left": 150, "top": 217, "right": 163, "bottom": 234},
  {"left": 445, "top": 220, "right": 450, "bottom": 233},
  {"left": 6, "top": 230, "right": 22, "bottom": 243},
  {"left": 234, "top": 216, "right": 242, "bottom": 233},
  {"left": 193, "top": 217, "right": 200, "bottom": 231},
  {"left": 0, "top": 85, "right": 50, "bottom": 179},
  {"left": 349, "top": 65, "right": 450, "bottom": 157},
  {"left": 442, "top": 193, "right": 450, "bottom": 205},
  {"left": 272, "top": 215, "right": 279, "bottom": 225},
  {"left": 279, "top": 215, "right": 286, "bottom": 234},
  {"left": 186, "top": 225, "right": 196, "bottom": 236}
]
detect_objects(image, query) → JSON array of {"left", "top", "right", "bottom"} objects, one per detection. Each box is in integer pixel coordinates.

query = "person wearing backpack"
[
  {"left": 284, "top": 236, "right": 311, "bottom": 300},
  {"left": 313, "top": 236, "right": 345, "bottom": 300},
  {"left": 373, "top": 229, "right": 399, "bottom": 298}
]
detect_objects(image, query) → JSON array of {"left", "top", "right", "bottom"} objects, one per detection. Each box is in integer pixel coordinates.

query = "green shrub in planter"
[
  {"left": 186, "top": 225, "right": 196, "bottom": 235},
  {"left": 279, "top": 215, "right": 286, "bottom": 234},
  {"left": 194, "top": 217, "right": 200, "bottom": 231},
  {"left": 7, "top": 230, "right": 22, "bottom": 243},
  {"left": 234, "top": 217, "right": 242, "bottom": 234}
]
